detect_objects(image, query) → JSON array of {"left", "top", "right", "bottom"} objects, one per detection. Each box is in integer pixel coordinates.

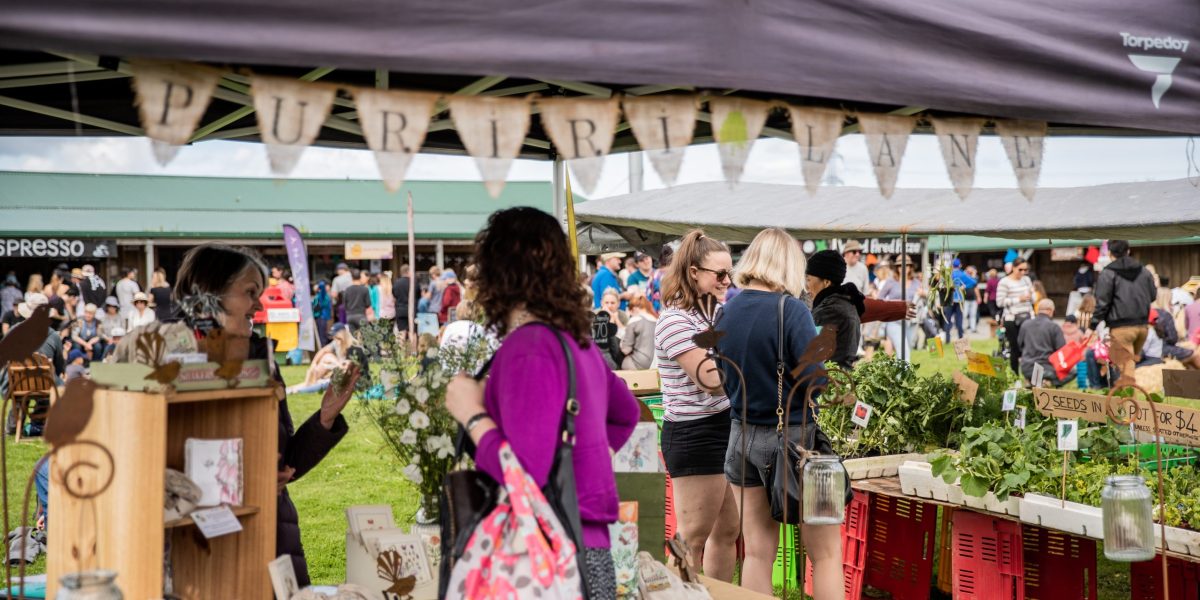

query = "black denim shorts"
[
  {"left": 724, "top": 420, "right": 837, "bottom": 488},
  {"left": 661, "top": 409, "right": 732, "bottom": 478}
]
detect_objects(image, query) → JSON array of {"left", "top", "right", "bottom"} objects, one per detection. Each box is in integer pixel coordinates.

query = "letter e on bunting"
[
  {"left": 709, "top": 98, "right": 770, "bottom": 185},
  {"left": 857, "top": 113, "right": 916, "bottom": 198},
  {"left": 449, "top": 96, "right": 532, "bottom": 198},
  {"left": 251, "top": 76, "right": 336, "bottom": 176},
  {"left": 995, "top": 120, "right": 1047, "bottom": 201},
  {"left": 131, "top": 61, "right": 221, "bottom": 166},
  {"left": 788, "top": 107, "right": 843, "bottom": 195},
  {"left": 932, "top": 118, "right": 984, "bottom": 200},
  {"left": 623, "top": 96, "right": 697, "bottom": 186},
  {"left": 352, "top": 89, "right": 439, "bottom": 193},
  {"left": 539, "top": 97, "right": 620, "bottom": 196}
]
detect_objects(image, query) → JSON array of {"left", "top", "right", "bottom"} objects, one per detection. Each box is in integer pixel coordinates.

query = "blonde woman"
[
  {"left": 25, "top": 274, "right": 44, "bottom": 296},
  {"left": 654, "top": 229, "right": 740, "bottom": 582},
  {"left": 377, "top": 271, "right": 396, "bottom": 323},
  {"left": 151, "top": 268, "right": 174, "bottom": 321},
  {"left": 714, "top": 228, "right": 843, "bottom": 597}
]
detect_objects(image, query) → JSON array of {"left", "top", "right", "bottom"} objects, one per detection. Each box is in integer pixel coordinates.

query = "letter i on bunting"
[
  {"left": 788, "top": 107, "right": 844, "bottom": 194},
  {"left": 709, "top": 98, "right": 770, "bottom": 185},
  {"left": 352, "top": 89, "right": 439, "bottom": 193},
  {"left": 623, "top": 96, "right": 697, "bottom": 186},
  {"left": 130, "top": 61, "right": 221, "bottom": 166},
  {"left": 251, "top": 76, "right": 336, "bottom": 175},
  {"left": 932, "top": 118, "right": 985, "bottom": 200},
  {"left": 539, "top": 97, "right": 620, "bottom": 196},
  {"left": 995, "top": 120, "right": 1046, "bottom": 201},
  {"left": 857, "top": 114, "right": 916, "bottom": 198},
  {"left": 449, "top": 96, "right": 532, "bottom": 198}
]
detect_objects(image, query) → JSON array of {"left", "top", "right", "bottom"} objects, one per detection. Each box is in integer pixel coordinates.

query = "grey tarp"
[
  {"left": 574, "top": 179, "right": 1200, "bottom": 243},
  {"left": 1, "top": 0, "right": 1198, "bottom": 135}
]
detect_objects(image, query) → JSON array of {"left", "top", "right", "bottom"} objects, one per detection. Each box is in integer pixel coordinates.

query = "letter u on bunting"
[
  {"left": 932, "top": 117, "right": 985, "bottom": 200},
  {"left": 623, "top": 96, "right": 697, "bottom": 186},
  {"left": 539, "top": 97, "right": 620, "bottom": 196},
  {"left": 709, "top": 98, "right": 770, "bottom": 185},
  {"left": 352, "top": 89, "right": 439, "bottom": 193},
  {"left": 994, "top": 120, "right": 1047, "bottom": 201},
  {"left": 251, "top": 76, "right": 336, "bottom": 176},
  {"left": 857, "top": 113, "right": 917, "bottom": 198},
  {"left": 130, "top": 61, "right": 221, "bottom": 166},
  {"left": 788, "top": 107, "right": 844, "bottom": 194},
  {"left": 449, "top": 96, "right": 532, "bottom": 198}
]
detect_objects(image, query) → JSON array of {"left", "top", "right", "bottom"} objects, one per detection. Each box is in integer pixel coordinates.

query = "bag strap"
[{"left": 775, "top": 293, "right": 788, "bottom": 433}]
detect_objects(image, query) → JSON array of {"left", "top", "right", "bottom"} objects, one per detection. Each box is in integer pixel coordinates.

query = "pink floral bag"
[{"left": 444, "top": 442, "right": 583, "bottom": 599}]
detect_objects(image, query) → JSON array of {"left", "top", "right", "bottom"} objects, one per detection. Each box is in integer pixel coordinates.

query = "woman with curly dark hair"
[{"left": 445, "top": 207, "right": 642, "bottom": 597}]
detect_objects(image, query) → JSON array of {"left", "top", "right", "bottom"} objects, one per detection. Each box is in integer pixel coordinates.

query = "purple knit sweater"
[{"left": 474, "top": 325, "right": 641, "bottom": 548}]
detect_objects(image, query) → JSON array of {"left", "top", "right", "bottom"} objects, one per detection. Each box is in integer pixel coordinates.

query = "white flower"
[
  {"left": 409, "top": 410, "right": 430, "bottom": 430},
  {"left": 411, "top": 453, "right": 421, "bottom": 465},
  {"left": 395, "top": 399, "right": 412, "bottom": 415},
  {"left": 426, "top": 434, "right": 454, "bottom": 459},
  {"left": 414, "top": 387, "right": 430, "bottom": 405},
  {"left": 402, "top": 463, "right": 423, "bottom": 485},
  {"left": 412, "top": 375, "right": 426, "bottom": 389},
  {"left": 400, "top": 429, "right": 417, "bottom": 445},
  {"left": 426, "top": 349, "right": 438, "bottom": 360}
]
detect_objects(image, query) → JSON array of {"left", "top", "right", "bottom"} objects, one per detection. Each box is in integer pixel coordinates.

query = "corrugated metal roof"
[{"left": 0, "top": 171, "right": 555, "bottom": 239}]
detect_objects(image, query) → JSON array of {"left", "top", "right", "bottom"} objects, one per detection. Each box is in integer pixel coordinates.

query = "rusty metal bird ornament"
[{"left": 0, "top": 305, "right": 50, "bottom": 365}]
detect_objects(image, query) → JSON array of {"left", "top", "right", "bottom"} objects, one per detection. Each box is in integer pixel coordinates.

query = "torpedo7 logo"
[{"left": 1121, "top": 33, "right": 1189, "bottom": 109}]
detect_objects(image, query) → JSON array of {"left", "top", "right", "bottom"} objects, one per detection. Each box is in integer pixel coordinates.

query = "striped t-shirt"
[{"left": 654, "top": 307, "right": 731, "bottom": 422}]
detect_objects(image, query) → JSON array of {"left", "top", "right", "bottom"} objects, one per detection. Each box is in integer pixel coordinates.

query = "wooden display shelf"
[{"left": 164, "top": 505, "right": 261, "bottom": 529}]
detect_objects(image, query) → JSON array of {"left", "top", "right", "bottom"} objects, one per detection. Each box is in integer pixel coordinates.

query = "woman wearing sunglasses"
[
  {"left": 996, "top": 257, "right": 1035, "bottom": 375},
  {"left": 654, "top": 229, "right": 740, "bottom": 582}
]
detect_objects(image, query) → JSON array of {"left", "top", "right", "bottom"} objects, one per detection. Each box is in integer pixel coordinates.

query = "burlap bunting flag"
[
  {"left": 538, "top": 97, "right": 620, "bottom": 196},
  {"left": 994, "top": 120, "right": 1047, "bottom": 201},
  {"left": 932, "top": 117, "right": 985, "bottom": 200},
  {"left": 352, "top": 89, "right": 439, "bottom": 193},
  {"left": 788, "top": 107, "right": 844, "bottom": 194},
  {"left": 857, "top": 114, "right": 916, "bottom": 198},
  {"left": 709, "top": 98, "right": 771, "bottom": 185},
  {"left": 448, "top": 96, "right": 532, "bottom": 198},
  {"left": 130, "top": 61, "right": 221, "bottom": 166},
  {"left": 251, "top": 76, "right": 336, "bottom": 175},
  {"left": 623, "top": 96, "right": 697, "bottom": 186}
]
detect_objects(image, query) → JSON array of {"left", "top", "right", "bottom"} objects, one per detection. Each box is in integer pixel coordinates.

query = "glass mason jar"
[
  {"left": 1102, "top": 475, "right": 1156, "bottom": 562},
  {"left": 56, "top": 570, "right": 123, "bottom": 600},
  {"left": 802, "top": 455, "right": 845, "bottom": 525}
]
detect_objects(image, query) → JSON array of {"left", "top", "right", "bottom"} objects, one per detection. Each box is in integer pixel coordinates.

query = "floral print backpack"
[{"left": 444, "top": 442, "right": 583, "bottom": 599}]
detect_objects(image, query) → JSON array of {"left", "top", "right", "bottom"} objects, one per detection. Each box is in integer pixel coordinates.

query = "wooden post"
[{"left": 407, "top": 192, "right": 417, "bottom": 344}]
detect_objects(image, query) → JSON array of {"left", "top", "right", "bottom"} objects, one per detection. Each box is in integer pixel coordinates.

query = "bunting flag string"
[
  {"left": 788, "top": 106, "right": 844, "bottom": 195},
  {"left": 538, "top": 97, "right": 620, "bottom": 196},
  {"left": 709, "top": 97, "right": 770, "bottom": 185},
  {"left": 130, "top": 61, "right": 221, "bottom": 166},
  {"left": 251, "top": 75, "right": 337, "bottom": 176},
  {"left": 932, "top": 117, "right": 985, "bottom": 200},
  {"left": 995, "top": 119, "right": 1048, "bottom": 201},
  {"left": 352, "top": 89, "right": 439, "bottom": 193},
  {"left": 858, "top": 113, "right": 917, "bottom": 199},
  {"left": 623, "top": 96, "right": 697, "bottom": 186},
  {"left": 448, "top": 95, "right": 532, "bottom": 198}
]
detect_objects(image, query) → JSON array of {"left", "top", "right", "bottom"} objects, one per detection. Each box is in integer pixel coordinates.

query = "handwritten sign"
[
  {"left": 1033, "top": 387, "right": 1200, "bottom": 449},
  {"left": 966, "top": 352, "right": 996, "bottom": 377},
  {"left": 953, "top": 372, "right": 978, "bottom": 404},
  {"left": 1164, "top": 370, "right": 1200, "bottom": 400},
  {"left": 952, "top": 338, "right": 971, "bottom": 360}
]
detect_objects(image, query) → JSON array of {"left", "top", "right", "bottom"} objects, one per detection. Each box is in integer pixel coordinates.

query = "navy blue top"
[{"left": 716, "top": 289, "right": 821, "bottom": 426}]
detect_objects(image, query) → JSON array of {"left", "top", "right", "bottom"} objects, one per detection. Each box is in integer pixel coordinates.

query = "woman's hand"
[
  {"left": 445, "top": 373, "right": 486, "bottom": 425},
  {"left": 319, "top": 361, "right": 361, "bottom": 430}
]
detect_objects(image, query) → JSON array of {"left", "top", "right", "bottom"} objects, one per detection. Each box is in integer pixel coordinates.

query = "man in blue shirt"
[
  {"left": 944, "top": 258, "right": 979, "bottom": 342},
  {"left": 591, "top": 252, "right": 626, "bottom": 309}
]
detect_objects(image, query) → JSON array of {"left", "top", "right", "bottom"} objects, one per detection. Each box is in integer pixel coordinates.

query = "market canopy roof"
[
  {"left": 574, "top": 179, "right": 1200, "bottom": 245},
  {"left": 0, "top": 0, "right": 1197, "bottom": 156}
]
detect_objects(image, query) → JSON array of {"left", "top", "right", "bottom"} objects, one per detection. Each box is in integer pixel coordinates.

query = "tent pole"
[
  {"left": 565, "top": 169, "right": 579, "bottom": 264},
  {"left": 552, "top": 156, "right": 564, "bottom": 222},
  {"left": 901, "top": 233, "right": 908, "bottom": 359}
]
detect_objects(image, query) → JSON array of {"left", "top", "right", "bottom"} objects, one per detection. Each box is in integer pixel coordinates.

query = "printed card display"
[
  {"left": 613, "top": 422, "right": 661, "bottom": 473},
  {"left": 268, "top": 554, "right": 301, "bottom": 600},
  {"left": 1002, "top": 390, "right": 1018, "bottom": 412},
  {"left": 1057, "top": 419, "right": 1079, "bottom": 451},
  {"left": 1014, "top": 406, "right": 1027, "bottom": 429},
  {"left": 369, "top": 531, "right": 433, "bottom": 585},
  {"left": 346, "top": 505, "right": 396, "bottom": 539},
  {"left": 610, "top": 501, "right": 640, "bottom": 599},
  {"left": 184, "top": 438, "right": 243, "bottom": 507},
  {"left": 851, "top": 400, "right": 874, "bottom": 428},
  {"left": 190, "top": 505, "right": 244, "bottom": 539}
]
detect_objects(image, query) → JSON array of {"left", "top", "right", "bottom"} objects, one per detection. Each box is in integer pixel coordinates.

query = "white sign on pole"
[{"left": 1057, "top": 419, "right": 1079, "bottom": 451}]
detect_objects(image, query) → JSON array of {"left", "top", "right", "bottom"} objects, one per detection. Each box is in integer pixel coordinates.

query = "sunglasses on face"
[{"left": 696, "top": 266, "right": 732, "bottom": 282}]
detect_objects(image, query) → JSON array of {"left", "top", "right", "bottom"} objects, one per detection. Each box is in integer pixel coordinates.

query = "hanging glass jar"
[
  {"left": 802, "top": 455, "right": 845, "bottom": 525},
  {"left": 1102, "top": 475, "right": 1156, "bottom": 562},
  {"left": 56, "top": 570, "right": 123, "bottom": 600}
]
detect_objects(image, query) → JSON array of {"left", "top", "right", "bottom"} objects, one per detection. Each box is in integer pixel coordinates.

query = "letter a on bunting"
[
  {"left": 539, "top": 97, "right": 620, "bottom": 196},
  {"left": 994, "top": 120, "right": 1047, "bottom": 201},
  {"left": 131, "top": 61, "right": 221, "bottom": 166},
  {"left": 449, "top": 96, "right": 532, "bottom": 198},
  {"left": 788, "top": 107, "right": 844, "bottom": 194},
  {"left": 623, "top": 96, "right": 697, "bottom": 186},
  {"left": 353, "top": 89, "right": 439, "bottom": 193},
  {"left": 932, "top": 118, "right": 985, "bottom": 200},
  {"left": 858, "top": 114, "right": 916, "bottom": 198},
  {"left": 251, "top": 76, "right": 336, "bottom": 176},
  {"left": 709, "top": 98, "right": 770, "bottom": 185}
]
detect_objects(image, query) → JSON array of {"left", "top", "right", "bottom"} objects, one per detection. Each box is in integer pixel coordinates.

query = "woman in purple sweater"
[{"left": 445, "top": 207, "right": 641, "bottom": 597}]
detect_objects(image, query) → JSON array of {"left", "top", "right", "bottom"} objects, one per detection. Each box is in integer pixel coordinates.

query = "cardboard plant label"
[
  {"left": 1014, "top": 407, "right": 1027, "bottom": 430},
  {"left": 966, "top": 351, "right": 997, "bottom": 377},
  {"left": 1031, "top": 363, "right": 1045, "bottom": 387},
  {"left": 850, "top": 400, "right": 874, "bottom": 428},
  {"left": 1057, "top": 419, "right": 1079, "bottom": 452},
  {"left": 1002, "top": 389, "right": 1018, "bottom": 412},
  {"left": 953, "top": 372, "right": 978, "bottom": 404},
  {"left": 190, "top": 505, "right": 244, "bottom": 539},
  {"left": 953, "top": 338, "right": 971, "bottom": 360}
]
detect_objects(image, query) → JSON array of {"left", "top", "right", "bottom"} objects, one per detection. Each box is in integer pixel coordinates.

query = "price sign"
[
  {"left": 1014, "top": 407, "right": 1027, "bottom": 429},
  {"left": 1031, "top": 363, "right": 1045, "bottom": 387},
  {"left": 851, "top": 400, "right": 874, "bottom": 428},
  {"left": 952, "top": 338, "right": 971, "bottom": 360},
  {"left": 1002, "top": 390, "right": 1018, "bottom": 412},
  {"left": 953, "top": 372, "right": 978, "bottom": 404},
  {"left": 1057, "top": 419, "right": 1079, "bottom": 451}
]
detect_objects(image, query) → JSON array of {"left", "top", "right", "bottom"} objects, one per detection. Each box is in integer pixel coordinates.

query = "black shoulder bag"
[
  {"left": 762, "top": 294, "right": 807, "bottom": 524},
  {"left": 438, "top": 323, "right": 591, "bottom": 598}
]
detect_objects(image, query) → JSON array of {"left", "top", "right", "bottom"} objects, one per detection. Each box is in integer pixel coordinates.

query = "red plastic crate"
[
  {"left": 1130, "top": 554, "right": 1200, "bottom": 600},
  {"left": 805, "top": 489, "right": 871, "bottom": 598},
  {"left": 952, "top": 511, "right": 1025, "bottom": 600},
  {"left": 1022, "top": 526, "right": 1097, "bottom": 600},
  {"left": 663, "top": 454, "right": 676, "bottom": 543},
  {"left": 865, "top": 493, "right": 939, "bottom": 599}
]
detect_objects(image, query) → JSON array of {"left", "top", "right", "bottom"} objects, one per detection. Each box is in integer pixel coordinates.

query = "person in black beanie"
[{"left": 805, "top": 250, "right": 866, "bottom": 369}]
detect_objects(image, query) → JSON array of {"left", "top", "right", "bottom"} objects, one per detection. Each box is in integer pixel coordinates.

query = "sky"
[{"left": 0, "top": 134, "right": 1194, "bottom": 199}]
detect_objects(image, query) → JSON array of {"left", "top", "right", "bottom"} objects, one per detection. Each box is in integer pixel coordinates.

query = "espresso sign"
[{"left": 0, "top": 238, "right": 116, "bottom": 259}]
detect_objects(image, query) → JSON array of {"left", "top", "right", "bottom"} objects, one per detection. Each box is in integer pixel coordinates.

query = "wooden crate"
[{"left": 48, "top": 386, "right": 279, "bottom": 598}]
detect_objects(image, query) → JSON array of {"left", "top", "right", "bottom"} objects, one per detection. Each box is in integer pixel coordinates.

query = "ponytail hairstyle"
[{"left": 661, "top": 229, "right": 729, "bottom": 311}]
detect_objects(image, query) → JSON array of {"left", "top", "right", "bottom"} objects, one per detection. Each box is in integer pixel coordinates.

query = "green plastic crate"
[
  {"left": 640, "top": 396, "right": 665, "bottom": 442},
  {"left": 772, "top": 524, "right": 800, "bottom": 588},
  {"left": 1080, "top": 443, "right": 1198, "bottom": 471}
]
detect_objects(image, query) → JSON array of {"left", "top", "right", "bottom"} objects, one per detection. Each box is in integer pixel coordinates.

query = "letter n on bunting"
[
  {"left": 623, "top": 96, "right": 697, "bottom": 186},
  {"left": 995, "top": 120, "right": 1047, "bottom": 201},
  {"left": 539, "top": 97, "right": 620, "bottom": 196},
  {"left": 352, "top": 89, "right": 439, "bottom": 193},
  {"left": 449, "top": 96, "right": 532, "bottom": 198},
  {"left": 251, "top": 76, "right": 337, "bottom": 176},
  {"left": 788, "top": 107, "right": 844, "bottom": 194},
  {"left": 130, "top": 61, "right": 221, "bottom": 166},
  {"left": 858, "top": 113, "right": 916, "bottom": 199},
  {"left": 932, "top": 117, "right": 985, "bottom": 200},
  {"left": 709, "top": 98, "right": 770, "bottom": 185}
]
